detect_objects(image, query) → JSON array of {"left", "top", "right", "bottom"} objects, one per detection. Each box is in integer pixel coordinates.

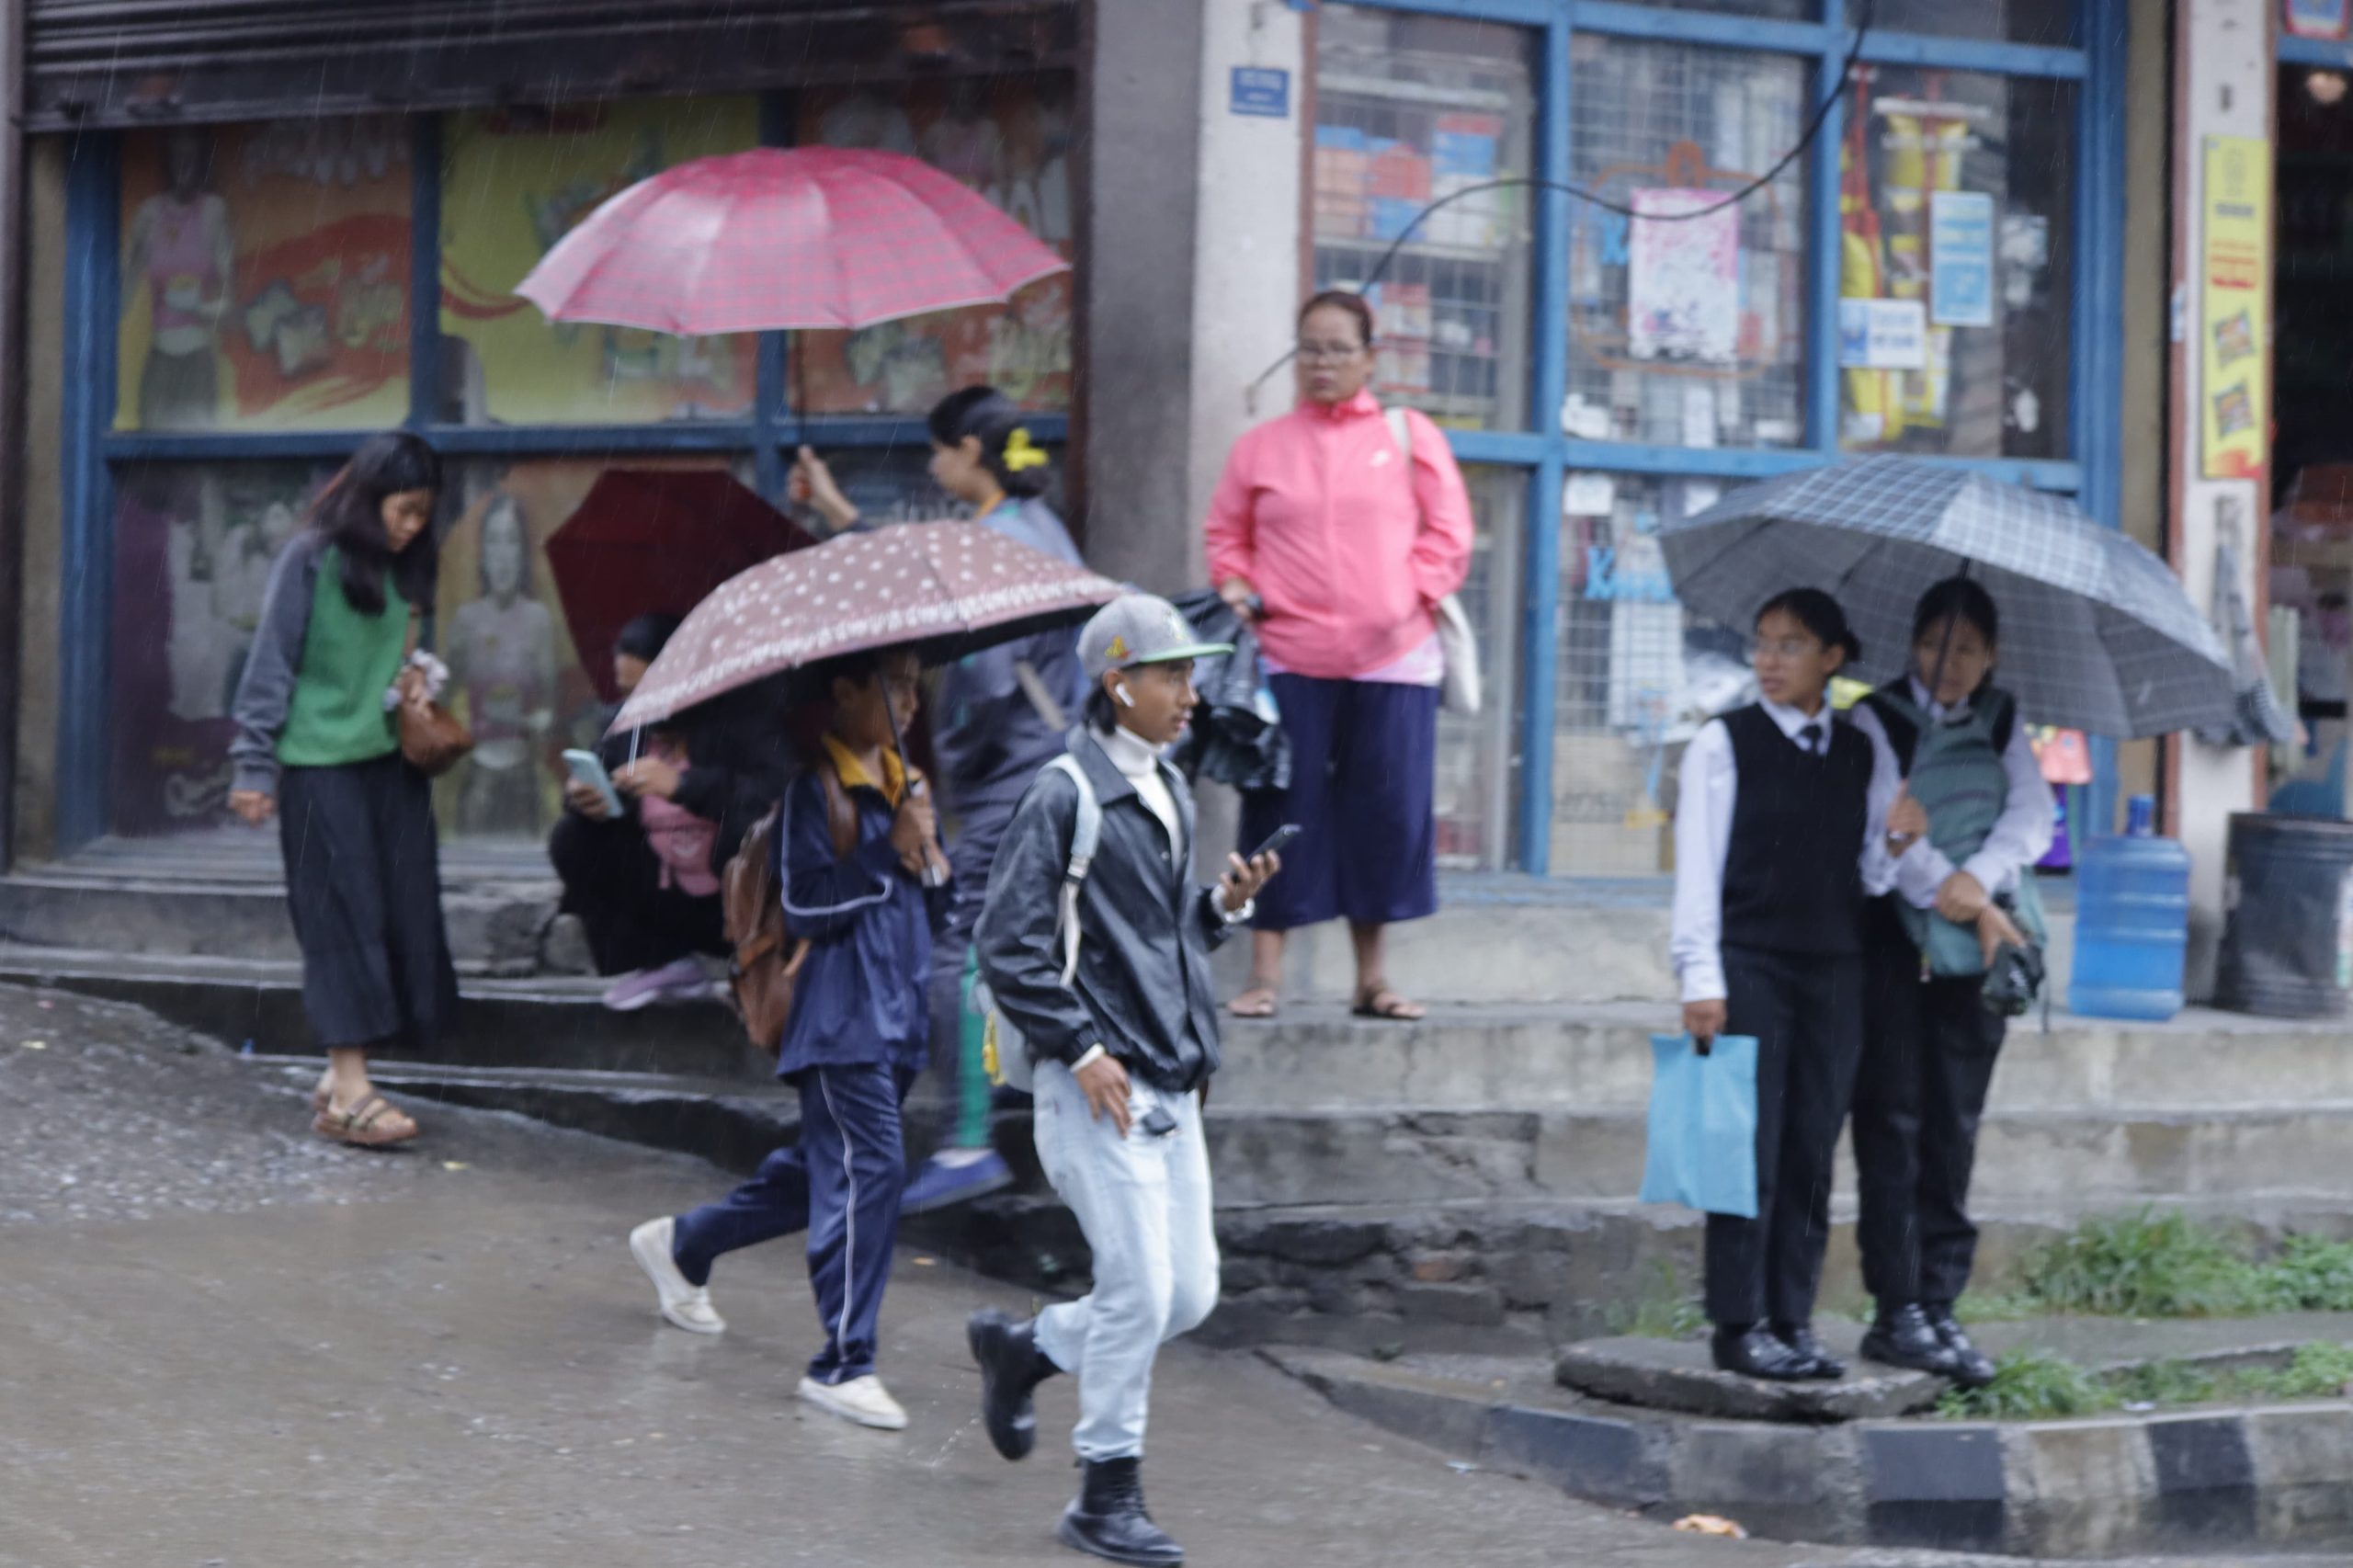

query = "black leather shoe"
[
  {"left": 969, "top": 1309, "right": 1059, "bottom": 1461},
  {"left": 1860, "top": 1302, "right": 1963, "bottom": 1376},
  {"left": 1925, "top": 1306, "right": 1998, "bottom": 1390},
  {"left": 1059, "top": 1457, "right": 1184, "bottom": 1565},
  {"left": 1711, "top": 1324, "right": 1815, "bottom": 1382},
  {"left": 1772, "top": 1322, "right": 1847, "bottom": 1381}
]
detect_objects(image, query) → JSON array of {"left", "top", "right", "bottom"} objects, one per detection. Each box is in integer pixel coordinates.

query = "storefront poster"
[
  {"left": 793, "top": 81, "right": 1074, "bottom": 415},
  {"left": 116, "top": 120, "right": 412, "bottom": 432},
  {"left": 439, "top": 100, "right": 759, "bottom": 427},
  {"left": 1929, "top": 190, "right": 1995, "bottom": 328},
  {"left": 2285, "top": 0, "right": 2350, "bottom": 40},
  {"left": 109, "top": 462, "right": 338, "bottom": 834},
  {"left": 2200, "top": 136, "right": 2271, "bottom": 482},
  {"left": 1627, "top": 189, "right": 1741, "bottom": 364},
  {"left": 1837, "top": 298, "right": 1928, "bottom": 370}
]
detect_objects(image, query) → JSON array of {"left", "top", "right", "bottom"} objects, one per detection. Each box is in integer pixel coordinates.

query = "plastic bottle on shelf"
[{"left": 2067, "top": 794, "right": 2191, "bottom": 1021}]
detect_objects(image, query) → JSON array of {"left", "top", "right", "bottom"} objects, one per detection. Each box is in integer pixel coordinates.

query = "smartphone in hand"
[
  {"left": 1248, "top": 823, "right": 1302, "bottom": 862},
  {"left": 562, "top": 748, "right": 625, "bottom": 818}
]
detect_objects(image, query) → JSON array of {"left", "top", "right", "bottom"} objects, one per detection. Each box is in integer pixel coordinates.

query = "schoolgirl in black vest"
[
  {"left": 1671, "top": 588, "right": 1895, "bottom": 1381},
  {"left": 1847, "top": 577, "right": 2052, "bottom": 1390}
]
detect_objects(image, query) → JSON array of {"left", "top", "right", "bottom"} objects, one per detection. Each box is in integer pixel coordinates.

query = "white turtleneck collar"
[{"left": 1098, "top": 722, "right": 1182, "bottom": 857}]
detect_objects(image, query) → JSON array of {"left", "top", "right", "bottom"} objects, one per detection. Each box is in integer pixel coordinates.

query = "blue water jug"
[{"left": 2069, "top": 796, "right": 2191, "bottom": 1020}]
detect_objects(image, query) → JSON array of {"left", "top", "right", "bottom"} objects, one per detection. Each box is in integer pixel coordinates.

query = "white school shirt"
[
  {"left": 1668, "top": 698, "right": 1904, "bottom": 1006},
  {"left": 1847, "top": 677, "right": 2055, "bottom": 912}
]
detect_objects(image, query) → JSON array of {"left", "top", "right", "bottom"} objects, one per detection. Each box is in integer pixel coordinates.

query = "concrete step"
[
  {"left": 3, "top": 947, "right": 766, "bottom": 1081},
  {"left": 1219, "top": 1002, "right": 2353, "bottom": 1115},
  {"left": 1251, "top": 872, "right": 2080, "bottom": 1008}
]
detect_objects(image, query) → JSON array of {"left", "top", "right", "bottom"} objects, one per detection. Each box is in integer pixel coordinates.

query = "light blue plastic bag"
[{"left": 1638, "top": 1032, "right": 1759, "bottom": 1219}]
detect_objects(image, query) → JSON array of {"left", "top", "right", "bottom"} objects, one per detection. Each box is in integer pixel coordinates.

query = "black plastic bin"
[{"left": 2214, "top": 812, "right": 2353, "bottom": 1017}]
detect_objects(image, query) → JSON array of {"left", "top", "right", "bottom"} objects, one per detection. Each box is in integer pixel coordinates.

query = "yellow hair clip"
[{"left": 1001, "top": 426, "right": 1049, "bottom": 472}]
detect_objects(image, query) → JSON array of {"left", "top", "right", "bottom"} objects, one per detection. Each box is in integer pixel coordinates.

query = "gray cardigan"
[{"left": 228, "top": 531, "right": 335, "bottom": 798}]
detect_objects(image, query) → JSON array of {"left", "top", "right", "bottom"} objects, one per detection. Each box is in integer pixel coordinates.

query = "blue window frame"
[
  {"left": 56, "top": 91, "right": 1071, "bottom": 854},
  {"left": 1324, "top": 0, "right": 2127, "bottom": 873}
]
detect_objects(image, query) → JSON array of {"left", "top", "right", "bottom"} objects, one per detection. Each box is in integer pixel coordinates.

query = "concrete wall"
[
  {"left": 1184, "top": 0, "right": 1305, "bottom": 547},
  {"left": 1078, "top": 0, "right": 1207, "bottom": 597},
  {"left": 2167, "top": 0, "right": 2273, "bottom": 994},
  {"left": 12, "top": 136, "right": 66, "bottom": 866},
  {"left": 2111, "top": 0, "right": 2174, "bottom": 827}
]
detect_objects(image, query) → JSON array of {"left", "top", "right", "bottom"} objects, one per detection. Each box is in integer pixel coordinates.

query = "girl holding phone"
[{"left": 1669, "top": 588, "right": 1902, "bottom": 1382}]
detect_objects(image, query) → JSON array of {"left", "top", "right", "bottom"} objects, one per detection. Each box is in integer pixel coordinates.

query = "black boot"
[
  {"left": 968, "top": 1308, "right": 1059, "bottom": 1461},
  {"left": 1860, "top": 1302, "right": 1963, "bottom": 1376},
  {"left": 1059, "top": 1457, "right": 1183, "bottom": 1566},
  {"left": 1924, "top": 1306, "right": 1997, "bottom": 1390},
  {"left": 1710, "top": 1324, "right": 1814, "bottom": 1382},
  {"left": 1771, "top": 1321, "right": 1847, "bottom": 1381}
]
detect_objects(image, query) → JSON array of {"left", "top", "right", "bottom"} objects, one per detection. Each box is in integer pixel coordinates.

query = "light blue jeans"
[{"left": 1030, "top": 1059, "right": 1221, "bottom": 1461}]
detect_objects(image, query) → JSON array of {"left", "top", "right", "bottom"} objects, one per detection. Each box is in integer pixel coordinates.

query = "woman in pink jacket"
[{"left": 1207, "top": 290, "right": 1474, "bottom": 1020}]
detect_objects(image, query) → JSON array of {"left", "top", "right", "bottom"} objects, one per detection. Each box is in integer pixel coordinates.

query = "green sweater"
[{"left": 266, "top": 541, "right": 407, "bottom": 772}]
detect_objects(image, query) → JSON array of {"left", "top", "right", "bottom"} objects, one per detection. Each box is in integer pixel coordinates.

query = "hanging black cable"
[{"left": 1250, "top": 0, "right": 1877, "bottom": 406}]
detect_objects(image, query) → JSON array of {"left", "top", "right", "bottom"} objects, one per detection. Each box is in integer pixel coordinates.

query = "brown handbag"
[
  {"left": 397, "top": 611, "right": 473, "bottom": 778},
  {"left": 722, "top": 759, "right": 858, "bottom": 1054}
]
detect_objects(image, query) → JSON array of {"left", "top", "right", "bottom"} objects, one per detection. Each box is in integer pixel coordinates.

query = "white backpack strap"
[{"left": 1042, "top": 754, "right": 1102, "bottom": 987}]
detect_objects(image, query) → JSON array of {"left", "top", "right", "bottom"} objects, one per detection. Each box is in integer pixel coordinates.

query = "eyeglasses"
[{"left": 1294, "top": 341, "right": 1366, "bottom": 363}]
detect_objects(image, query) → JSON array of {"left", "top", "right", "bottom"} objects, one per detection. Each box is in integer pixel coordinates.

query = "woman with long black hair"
[
  {"left": 230, "top": 431, "right": 459, "bottom": 1147},
  {"left": 1847, "top": 576, "right": 2052, "bottom": 1388}
]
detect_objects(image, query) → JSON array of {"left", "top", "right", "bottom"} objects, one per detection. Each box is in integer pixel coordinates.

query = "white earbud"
[{"left": 1115, "top": 684, "right": 1136, "bottom": 707}]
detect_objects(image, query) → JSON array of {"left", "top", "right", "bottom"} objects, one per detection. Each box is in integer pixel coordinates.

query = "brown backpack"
[{"left": 723, "top": 759, "right": 858, "bottom": 1054}]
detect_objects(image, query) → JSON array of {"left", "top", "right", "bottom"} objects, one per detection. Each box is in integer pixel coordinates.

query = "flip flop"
[
  {"left": 1225, "top": 985, "right": 1279, "bottom": 1020},
  {"left": 1352, "top": 987, "right": 1427, "bottom": 1022}
]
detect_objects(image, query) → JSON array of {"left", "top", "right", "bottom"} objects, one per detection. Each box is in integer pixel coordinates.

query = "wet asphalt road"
[{"left": 1, "top": 985, "right": 2346, "bottom": 1568}]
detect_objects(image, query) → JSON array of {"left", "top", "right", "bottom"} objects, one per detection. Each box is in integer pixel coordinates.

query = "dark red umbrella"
[
  {"left": 546, "top": 469, "right": 817, "bottom": 703},
  {"left": 612, "top": 520, "right": 1120, "bottom": 733}
]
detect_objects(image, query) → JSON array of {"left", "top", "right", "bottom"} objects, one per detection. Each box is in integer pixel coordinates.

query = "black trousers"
[
  {"left": 548, "top": 812, "right": 727, "bottom": 977},
  {"left": 1705, "top": 944, "right": 1865, "bottom": 1328},
  {"left": 1854, "top": 898, "right": 2007, "bottom": 1309}
]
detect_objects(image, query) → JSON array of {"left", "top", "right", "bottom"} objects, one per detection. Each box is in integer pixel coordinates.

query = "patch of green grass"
[
  {"left": 1938, "top": 1350, "right": 2116, "bottom": 1420},
  {"left": 2252, "top": 1236, "right": 2353, "bottom": 1312},
  {"left": 1604, "top": 1258, "right": 1707, "bottom": 1340},
  {"left": 2240, "top": 1341, "right": 2353, "bottom": 1401},
  {"left": 1949, "top": 1288, "right": 2040, "bottom": 1324},
  {"left": 2017, "top": 1210, "right": 2263, "bottom": 1318},
  {"left": 2111, "top": 1358, "right": 2219, "bottom": 1408}
]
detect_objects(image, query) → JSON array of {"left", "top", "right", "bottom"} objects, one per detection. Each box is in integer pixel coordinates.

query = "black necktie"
[{"left": 1802, "top": 722, "right": 1825, "bottom": 756}]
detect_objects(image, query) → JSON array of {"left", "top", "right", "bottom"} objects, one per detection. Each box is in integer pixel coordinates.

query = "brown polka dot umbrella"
[{"left": 610, "top": 519, "right": 1122, "bottom": 734}]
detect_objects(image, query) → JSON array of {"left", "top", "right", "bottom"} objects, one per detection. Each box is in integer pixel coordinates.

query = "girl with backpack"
[
  {"left": 1847, "top": 576, "right": 2052, "bottom": 1389},
  {"left": 1670, "top": 588, "right": 1902, "bottom": 1383}
]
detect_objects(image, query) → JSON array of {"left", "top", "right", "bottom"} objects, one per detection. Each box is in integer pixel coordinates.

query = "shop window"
[
  {"left": 1438, "top": 466, "right": 1526, "bottom": 870},
  {"left": 1641, "top": 0, "right": 1814, "bottom": 17},
  {"left": 438, "top": 99, "right": 760, "bottom": 426},
  {"left": 434, "top": 456, "right": 755, "bottom": 844},
  {"left": 1836, "top": 67, "right": 2075, "bottom": 460},
  {"left": 109, "top": 460, "right": 341, "bottom": 837},
  {"left": 1565, "top": 38, "right": 1809, "bottom": 450},
  {"left": 790, "top": 78, "right": 1076, "bottom": 415},
  {"left": 1313, "top": 7, "right": 1536, "bottom": 432},
  {"left": 116, "top": 119, "right": 413, "bottom": 434},
  {"left": 1552, "top": 472, "right": 1744, "bottom": 875},
  {"left": 1869, "top": 0, "right": 2073, "bottom": 47}
]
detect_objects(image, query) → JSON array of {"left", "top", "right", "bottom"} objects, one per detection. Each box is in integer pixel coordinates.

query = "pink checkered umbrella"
[
  {"left": 611, "top": 521, "right": 1121, "bottom": 733},
  {"left": 517, "top": 147, "right": 1070, "bottom": 335}
]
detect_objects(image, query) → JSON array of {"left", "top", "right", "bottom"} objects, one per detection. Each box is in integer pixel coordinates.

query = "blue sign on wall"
[{"left": 1230, "top": 66, "right": 1290, "bottom": 119}]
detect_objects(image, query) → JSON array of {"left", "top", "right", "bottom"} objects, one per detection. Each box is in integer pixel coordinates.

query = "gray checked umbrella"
[{"left": 1658, "top": 457, "right": 2234, "bottom": 738}]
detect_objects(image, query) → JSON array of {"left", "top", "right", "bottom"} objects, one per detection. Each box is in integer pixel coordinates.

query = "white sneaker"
[
  {"left": 797, "top": 1374, "right": 908, "bottom": 1430},
  {"left": 629, "top": 1217, "right": 726, "bottom": 1335}
]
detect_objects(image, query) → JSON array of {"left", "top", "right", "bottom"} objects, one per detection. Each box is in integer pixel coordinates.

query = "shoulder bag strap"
[{"left": 819, "top": 758, "right": 858, "bottom": 861}]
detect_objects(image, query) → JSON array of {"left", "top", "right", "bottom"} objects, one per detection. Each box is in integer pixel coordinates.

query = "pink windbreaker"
[{"left": 1203, "top": 390, "right": 1475, "bottom": 681}]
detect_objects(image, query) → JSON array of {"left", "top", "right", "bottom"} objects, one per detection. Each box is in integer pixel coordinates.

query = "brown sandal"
[{"left": 313, "top": 1092, "right": 419, "bottom": 1148}]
